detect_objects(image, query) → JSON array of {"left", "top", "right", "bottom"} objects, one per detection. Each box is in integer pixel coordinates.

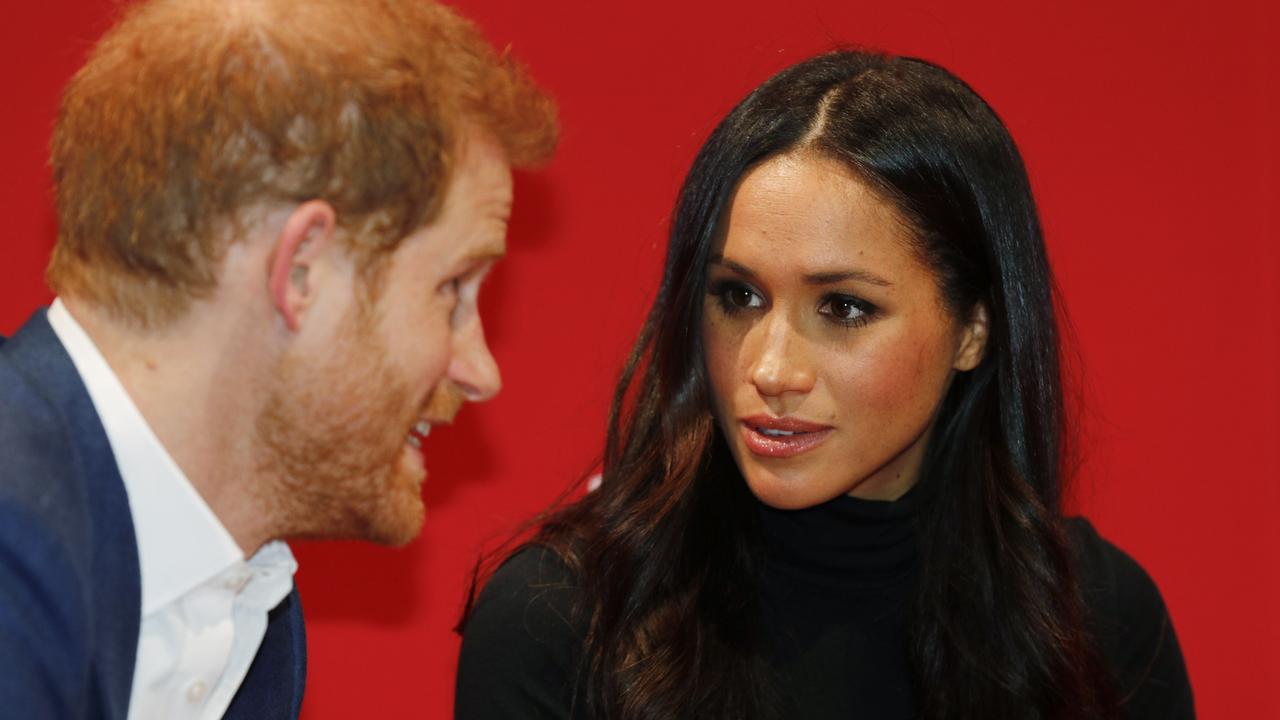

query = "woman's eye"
[
  {"left": 709, "top": 281, "right": 764, "bottom": 314},
  {"left": 819, "top": 294, "right": 875, "bottom": 326},
  {"left": 828, "top": 297, "right": 862, "bottom": 319},
  {"left": 727, "top": 287, "right": 761, "bottom": 309}
]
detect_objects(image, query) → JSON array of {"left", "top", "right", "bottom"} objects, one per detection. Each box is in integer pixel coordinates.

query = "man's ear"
[
  {"left": 954, "top": 301, "right": 990, "bottom": 372},
  {"left": 269, "top": 200, "right": 337, "bottom": 332}
]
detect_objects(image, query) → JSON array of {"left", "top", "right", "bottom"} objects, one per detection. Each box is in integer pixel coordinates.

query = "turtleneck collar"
[{"left": 758, "top": 488, "right": 918, "bottom": 589}]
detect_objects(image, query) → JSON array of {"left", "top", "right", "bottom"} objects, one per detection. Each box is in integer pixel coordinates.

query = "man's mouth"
[{"left": 406, "top": 420, "right": 432, "bottom": 449}]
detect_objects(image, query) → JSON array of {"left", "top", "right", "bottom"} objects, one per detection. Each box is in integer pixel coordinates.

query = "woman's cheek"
[
  {"left": 827, "top": 333, "right": 949, "bottom": 427},
  {"left": 701, "top": 318, "right": 741, "bottom": 417}
]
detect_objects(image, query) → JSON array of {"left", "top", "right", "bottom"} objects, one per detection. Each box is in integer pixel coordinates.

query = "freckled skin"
[
  {"left": 702, "top": 152, "right": 985, "bottom": 509},
  {"left": 257, "top": 132, "right": 512, "bottom": 545}
]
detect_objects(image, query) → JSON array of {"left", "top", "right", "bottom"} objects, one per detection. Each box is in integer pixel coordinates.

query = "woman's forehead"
[{"left": 715, "top": 154, "right": 921, "bottom": 279}]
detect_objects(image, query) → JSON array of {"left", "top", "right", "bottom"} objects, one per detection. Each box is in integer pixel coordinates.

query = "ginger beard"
[{"left": 253, "top": 305, "right": 432, "bottom": 547}]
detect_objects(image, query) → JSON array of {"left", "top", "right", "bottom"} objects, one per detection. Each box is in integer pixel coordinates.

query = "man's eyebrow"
[
  {"left": 462, "top": 242, "right": 507, "bottom": 265},
  {"left": 708, "top": 255, "right": 892, "bottom": 287}
]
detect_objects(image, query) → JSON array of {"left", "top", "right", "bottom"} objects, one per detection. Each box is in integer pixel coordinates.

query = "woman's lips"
[{"left": 738, "top": 415, "right": 833, "bottom": 458}]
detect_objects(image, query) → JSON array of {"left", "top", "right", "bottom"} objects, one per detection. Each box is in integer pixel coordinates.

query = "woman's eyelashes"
[
  {"left": 710, "top": 279, "right": 764, "bottom": 313},
  {"left": 707, "top": 279, "right": 879, "bottom": 328},
  {"left": 818, "top": 293, "right": 877, "bottom": 327}
]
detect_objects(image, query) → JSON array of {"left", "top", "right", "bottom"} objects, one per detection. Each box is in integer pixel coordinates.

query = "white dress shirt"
[{"left": 47, "top": 300, "right": 298, "bottom": 720}]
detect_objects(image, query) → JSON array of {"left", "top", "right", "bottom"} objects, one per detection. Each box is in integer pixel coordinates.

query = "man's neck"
[{"left": 63, "top": 297, "right": 278, "bottom": 556}]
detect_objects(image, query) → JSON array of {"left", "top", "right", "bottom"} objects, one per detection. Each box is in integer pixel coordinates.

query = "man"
[{"left": 0, "top": 0, "right": 557, "bottom": 717}]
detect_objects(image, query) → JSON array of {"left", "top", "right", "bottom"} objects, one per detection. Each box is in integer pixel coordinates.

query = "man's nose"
[
  {"left": 448, "top": 315, "right": 502, "bottom": 403},
  {"left": 747, "top": 314, "right": 815, "bottom": 400}
]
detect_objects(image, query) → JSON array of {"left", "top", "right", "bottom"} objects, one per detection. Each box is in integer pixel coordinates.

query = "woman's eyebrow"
[
  {"left": 709, "top": 256, "right": 891, "bottom": 287},
  {"left": 708, "top": 256, "right": 758, "bottom": 279},
  {"left": 802, "top": 269, "right": 892, "bottom": 287}
]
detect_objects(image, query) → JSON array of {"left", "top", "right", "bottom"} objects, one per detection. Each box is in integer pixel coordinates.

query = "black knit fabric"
[{"left": 456, "top": 493, "right": 1194, "bottom": 719}]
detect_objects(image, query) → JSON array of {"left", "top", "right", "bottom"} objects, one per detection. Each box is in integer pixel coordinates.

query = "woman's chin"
[{"left": 741, "top": 466, "right": 845, "bottom": 511}]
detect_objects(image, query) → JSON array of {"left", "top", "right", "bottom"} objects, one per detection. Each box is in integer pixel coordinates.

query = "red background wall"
[{"left": 3, "top": 1, "right": 1276, "bottom": 717}]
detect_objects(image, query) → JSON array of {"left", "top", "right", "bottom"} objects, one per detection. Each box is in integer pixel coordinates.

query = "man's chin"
[
  {"left": 293, "top": 456, "right": 427, "bottom": 547},
  {"left": 364, "top": 496, "right": 425, "bottom": 547},
  {"left": 362, "top": 448, "right": 428, "bottom": 546}
]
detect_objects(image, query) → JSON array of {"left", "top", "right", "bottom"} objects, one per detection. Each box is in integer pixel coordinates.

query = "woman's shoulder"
[
  {"left": 1064, "top": 517, "right": 1195, "bottom": 718},
  {"left": 471, "top": 544, "right": 580, "bottom": 619},
  {"left": 1066, "top": 517, "right": 1161, "bottom": 613},
  {"left": 456, "top": 544, "right": 585, "bottom": 719},
  {"left": 460, "top": 543, "right": 583, "bottom": 654}
]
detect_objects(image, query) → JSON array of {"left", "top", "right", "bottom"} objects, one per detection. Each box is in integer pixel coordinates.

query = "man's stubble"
[{"left": 252, "top": 308, "right": 427, "bottom": 547}]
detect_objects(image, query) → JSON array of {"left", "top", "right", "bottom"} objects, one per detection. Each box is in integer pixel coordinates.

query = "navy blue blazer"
[{"left": 0, "top": 310, "right": 306, "bottom": 719}]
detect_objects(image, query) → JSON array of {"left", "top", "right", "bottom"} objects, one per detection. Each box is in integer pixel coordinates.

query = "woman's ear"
[
  {"left": 269, "top": 200, "right": 337, "bottom": 332},
  {"left": 953, "top": 302, "right": 989, "bottom": 372}
]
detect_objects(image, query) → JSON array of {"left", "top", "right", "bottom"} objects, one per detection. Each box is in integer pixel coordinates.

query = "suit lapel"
[{"left": 223, "top": 587, "right": 307, "bottom": 719}]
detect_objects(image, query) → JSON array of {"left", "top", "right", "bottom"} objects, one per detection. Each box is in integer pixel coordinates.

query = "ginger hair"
[{"left": 47, "top": 0, "right": 558, "bottom": 328}]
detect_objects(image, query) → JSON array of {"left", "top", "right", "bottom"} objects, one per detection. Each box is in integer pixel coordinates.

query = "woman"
[{"left": 455, "top": 51, "right": 1193, "bottom": 719}]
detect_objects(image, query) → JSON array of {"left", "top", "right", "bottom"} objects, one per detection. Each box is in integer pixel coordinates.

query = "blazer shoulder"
[
  {"left": 0, "top": 358, "right": 90, "bottom": 549},
  {"left": 0, "top": 313, "right": 141, "bottom": 719},
  {"left": 0, "top": 452, "right": 95, "bottom": 718}
]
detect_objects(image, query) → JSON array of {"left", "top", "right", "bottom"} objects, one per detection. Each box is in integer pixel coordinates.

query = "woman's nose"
[{"left": 747, "top": 314, "right": 815, "bottom": 399}]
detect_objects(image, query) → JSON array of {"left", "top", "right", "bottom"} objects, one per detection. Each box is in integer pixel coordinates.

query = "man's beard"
[{"left": 252, "top": 318, "right": 426, "bottom": 547}]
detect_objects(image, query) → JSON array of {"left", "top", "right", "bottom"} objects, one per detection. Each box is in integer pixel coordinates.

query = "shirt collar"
[{"left": 47, "top": 299, "right": 250, "bottom": 616}]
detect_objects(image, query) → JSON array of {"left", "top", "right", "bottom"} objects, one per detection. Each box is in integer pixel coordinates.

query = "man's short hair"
[{"left": 47, "top": 0, "right": 557, "bottom": 328}]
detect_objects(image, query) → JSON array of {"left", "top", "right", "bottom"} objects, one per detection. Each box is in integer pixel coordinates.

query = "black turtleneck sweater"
[
  {"left": 456, "top": 494, "right": 1194, "bottom": 719},
  {"left": 757, "top": 491, "right": 920, "bottom": 717}
]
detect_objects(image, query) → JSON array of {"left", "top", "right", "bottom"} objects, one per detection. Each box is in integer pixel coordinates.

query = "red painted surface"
[{"left": 2, "top": 1, "right": 1275, "bottom": 717}]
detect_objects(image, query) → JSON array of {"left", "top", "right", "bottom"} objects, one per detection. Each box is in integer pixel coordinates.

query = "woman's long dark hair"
[{"left": 471, "top": 50, "right": 1117, "bottom": 719}]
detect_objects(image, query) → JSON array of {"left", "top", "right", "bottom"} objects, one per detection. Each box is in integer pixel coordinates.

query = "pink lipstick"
[{"left": 739, "top": 415, "right": 833, "bottom": 458}]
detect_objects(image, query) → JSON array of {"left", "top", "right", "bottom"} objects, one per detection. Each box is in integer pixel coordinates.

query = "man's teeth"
[
  {"left": 406, "top": 422, "right": 432, "bottom": 449},
  {"left": 759, "top": 427, "right": 798, "bottom": 437}
]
